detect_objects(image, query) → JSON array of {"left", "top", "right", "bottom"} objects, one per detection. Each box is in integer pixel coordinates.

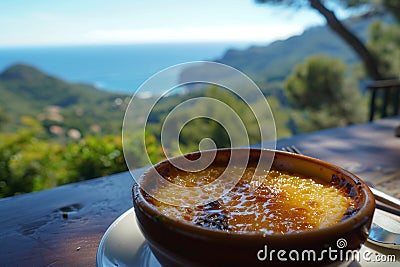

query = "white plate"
[
  {"left": 97, "top": 208, "right": 399, "bottom": 267},
  {"left": 96, "top": 208, "right": 161, "bottom": 267}
]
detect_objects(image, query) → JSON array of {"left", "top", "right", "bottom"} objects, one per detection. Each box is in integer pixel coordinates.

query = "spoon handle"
[{"left": 370, "top": 187, "right": 400, "bottom": 211}]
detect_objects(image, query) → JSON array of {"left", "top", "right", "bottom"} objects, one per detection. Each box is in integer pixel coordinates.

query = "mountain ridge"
[{"left": 211, "top": 15, "right": 384, "bottom": 84}]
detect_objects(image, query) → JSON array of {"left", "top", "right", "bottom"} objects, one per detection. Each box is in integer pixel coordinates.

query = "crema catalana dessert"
[{"left": 144, "top": 166, "right": 357, "bottom": 234}]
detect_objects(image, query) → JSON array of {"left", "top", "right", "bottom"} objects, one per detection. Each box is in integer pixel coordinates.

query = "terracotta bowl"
[{"left": 132, "top": 148, "right": 375, "bottom": 267}]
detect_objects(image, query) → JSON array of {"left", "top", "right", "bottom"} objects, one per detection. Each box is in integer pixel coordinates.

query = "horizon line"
[{"left": 0, "top": 39, "right": 276, "bottom": 49}]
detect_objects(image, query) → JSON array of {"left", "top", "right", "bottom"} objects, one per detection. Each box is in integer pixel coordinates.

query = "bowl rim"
[{"left": 133, "top": 148, "right": 375, "bottom": 241}]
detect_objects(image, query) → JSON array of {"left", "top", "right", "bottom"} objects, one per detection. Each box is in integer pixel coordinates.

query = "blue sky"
[{"left": 0, "top": 0, "right": 328, "bottom": 47}]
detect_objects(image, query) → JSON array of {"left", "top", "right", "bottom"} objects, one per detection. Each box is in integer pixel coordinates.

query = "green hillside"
[{"left": 0, "top": 64, "right": 129, "bottom": 136}]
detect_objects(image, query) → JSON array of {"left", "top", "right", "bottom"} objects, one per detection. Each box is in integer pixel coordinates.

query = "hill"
[
  {"left": 216, "top": 16, "right": 378, "bottom": 81},
  {"left": 0, "top": 64, "right": 129, "bottom": 137},
  {"left": 180, "top": 15, "right": 385, "bottom": 93}
]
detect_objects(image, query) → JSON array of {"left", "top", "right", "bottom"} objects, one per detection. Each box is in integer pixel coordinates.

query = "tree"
[
  {"left": 367, "top": 21, "right": 400, "bottom": 78},
  {"left": 285, "top": 55, "right": 366, "bottom": 132},
  {"left": 256, "top": 0, "right": 400, "bottom": 80}
]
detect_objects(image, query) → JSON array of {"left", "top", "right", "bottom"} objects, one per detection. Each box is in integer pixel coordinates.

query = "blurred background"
[{"left": 0, "top": 0, "right": 399, "bottom": 197}]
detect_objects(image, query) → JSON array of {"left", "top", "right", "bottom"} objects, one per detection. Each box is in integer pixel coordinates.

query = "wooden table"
[{"left": 1, "top": 117, "right": 400, "bottom": 266}]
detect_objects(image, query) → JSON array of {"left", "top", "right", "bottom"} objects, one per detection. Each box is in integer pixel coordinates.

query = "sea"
[{"left": 0, "top": 42, "right": 255, "bottom": 95}]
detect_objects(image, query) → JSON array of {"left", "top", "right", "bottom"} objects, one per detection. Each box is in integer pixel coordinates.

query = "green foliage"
[
  {"left": 382, "top": 0, "right": 400, "bottom": 21},
  {"left": 64, "top": 135, "right": 126, "bottom": 182},
  {"left": 147, "top": 86, "right": 269, "bottom": 155},
  {"left": 367, "top": 21, "right": 400, "bottom": 78},
  {"left": 204, "top": 86, "right": 265, "bottom": 145},
  {"left": 265, "top": 96, "right": 292, "bottom": 138},
  {"left": 0, "top": 116, "right": 165, "bottom": 198},
  {"left": 286, "top": 55, "right": 347, "bottom": 110},
  {"left": 284, "top": 55, "right": 367, "bottom": 132},
  {"left": 0, "top": 117, "right": 65, "bottom": 197},
  {"left": 0, "top": 107, "right": 8, "bottom": 130},
  {"left": 123, "top": 130, "right": 165, "bottom": 166}
]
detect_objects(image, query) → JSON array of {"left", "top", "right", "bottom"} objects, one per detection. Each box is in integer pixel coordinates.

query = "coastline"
[{"left": 0, "top": 42, "right": 258, "bottom": 94}]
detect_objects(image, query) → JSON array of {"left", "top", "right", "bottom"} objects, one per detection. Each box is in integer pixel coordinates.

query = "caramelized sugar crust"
[{"left": 146, "top": 167, "right": 356, "bottom": 234}]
